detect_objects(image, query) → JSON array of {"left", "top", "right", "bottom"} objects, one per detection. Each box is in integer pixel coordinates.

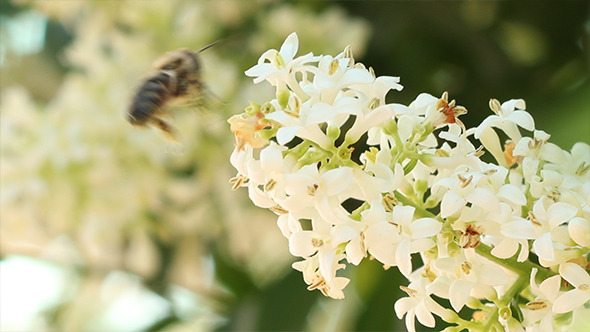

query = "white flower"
[
  {"left": 245, "top": 32, "right": 317, "bottom": 93},
  {"left": 502, "top": 199, "right": 578, "bottom": 265},
  {"left": 521, "top": 268, "right": 562, "bottom": 331},
  {"left": 394, "top": 276, "right": 452, "bottom": 332},
  {"left": 513, "top": 130, "right": 566, "bottom": 184},
  {"left": 434, "top": 250, "right": 511, "bottom": 312},
  {"left": 364, "top": 205, "right": 441, "bottom": 277},
  {"left": 330, "top": 200, "right": 385, "bottom": 266},
  {"left": 276, "top": 213, "right": 302, "bottom": 238},
  {"left": 553, "top": 262, "right": 590, "bottom": 314},
  {"left": 281, "top": 164, "right": 357, "bottom": 224},
  {"left": 433, "top": 167, "right": 487, "bottom": 219},
  {"left": 289, "top": 215, "right": 333, "bottom": 257},
  {"left": 345, "top": 104, "right": 396, "bottom": 144},
  {"left": 473, "top": 98, "right": 534, "bottom": 166},
  {"left": 474, "top": 98, "right": 534, "bottom": 141},
  {"left": 311, "top": 54, "right": 375, "bottom": 104},
  {"left": 292, "top": 253, "right": 350, "bottom": 299},
  {"left": 561, "top": 142, "right": 590, "bottom": 184},
  {"left": 264, "top": 99, "right": 332, "bottom": 148},
  {"left": 360, "top": 151, "right": 403, "bottom": 194},
  {"left": 249, "top": 142, "right": 294, "bottom": 200}
]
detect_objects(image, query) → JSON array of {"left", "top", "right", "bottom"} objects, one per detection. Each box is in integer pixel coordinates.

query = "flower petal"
[
  {"left": 569, "top": 217, "right": 590, "bottom": 247},
  {"left": 441, "top": 191, "right": 465, "bottom": 218},
  {"left": 466, "top": 187, "right": 500, "bottom": 213},
  {"left": 553, "top": 288, "right": 590, "bottom": 314},
  {"left": 547, "top": 202, "right": 578, "bottom": 229},
  {"left": 501, "top": 218, "right": 536, "bottom": 239},
  {"left": 539, "top": 275, "right": 562, "bottom": 302},
  {"left": 260, "top": 143, "right": 285, "bottom": 172},
  {"left": 394, "top": 297, "right": 414, "bottom": 319},
  {"left": 393, "top": 205, "right": 415, "bottom": 226},
  {"left": 331, "top": 225, "right": 358, "bottom": 244},
  {"left": 497, "top": 184, "right": 527, "bottom": 206},
  {"left": 533, "top": 232, "right": 554, "bottom": 262},
  {"left": 279, "top": 32, "right": 299, "bottom": 63},
  {"left": 507, "top": 109, "right": 535, "bottom": 132},
  {"left": 289, "top": 231, "right": 317, "bottom": 257},
  {"left": 415, "top": 301, "right": 436, "bottom": 328},
  {"left": 449, "top": 279, "right": 472, "bottom": 312},
  {"left": 410, "top": 218, "right": 442, "bottom": 238},
  {"left": 559, "top": 262, "right": 590, "bottom": 287},
  {"left": 395, "top": 239, "right": 412, "bottom": 277}
]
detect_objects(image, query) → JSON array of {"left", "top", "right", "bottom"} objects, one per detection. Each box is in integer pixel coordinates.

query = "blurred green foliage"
[{"left": 340, "top": 1, "right": 590, "bottom": 149}]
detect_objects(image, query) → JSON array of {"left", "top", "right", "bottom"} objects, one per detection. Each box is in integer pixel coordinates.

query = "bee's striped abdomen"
[{"left": 128, "top": 72, "right": 174, "bottom": 126}]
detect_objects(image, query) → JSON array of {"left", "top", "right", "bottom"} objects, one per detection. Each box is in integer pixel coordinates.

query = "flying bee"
[{"left": 128, "top": 41, "right": 220, "bottom": 140}]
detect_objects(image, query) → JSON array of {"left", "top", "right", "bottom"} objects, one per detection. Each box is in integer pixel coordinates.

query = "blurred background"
[{"left": 1, "top": 1, "right": 588, "bottom": 331}]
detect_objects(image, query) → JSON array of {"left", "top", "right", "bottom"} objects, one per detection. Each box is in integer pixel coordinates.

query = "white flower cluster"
[{"left": 229, "top": 33, "right": 590, "bottom": 331}]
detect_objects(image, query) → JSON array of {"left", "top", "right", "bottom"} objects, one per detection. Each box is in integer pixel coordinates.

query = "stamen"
[
  {"left": 526, "top": 301, "right": 548, "bottom": 311},
  {"left": 400, "top": 285, "right": 417, "bottom": 298}
]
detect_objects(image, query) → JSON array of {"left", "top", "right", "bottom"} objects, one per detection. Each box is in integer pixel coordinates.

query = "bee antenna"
[{"left": 197, "top": 39, "right": 223, "bottom": 53}]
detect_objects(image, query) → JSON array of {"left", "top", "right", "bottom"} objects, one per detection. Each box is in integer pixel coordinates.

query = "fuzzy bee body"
[
  {"left": 128, "top": 42, "right": 219, "bottom": 140},
  {"left": 128, "top": 71, "right": 175, "bottom": 127}
]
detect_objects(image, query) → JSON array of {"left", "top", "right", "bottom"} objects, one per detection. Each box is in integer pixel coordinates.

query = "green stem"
[
  {"left": 474, "top": 243, "right": 557, "bottom": 282},
  {"left": 482, "top": 273, "right": 528, "bottom": 332},
  {"left": 393, "top": 190, "right": 435, "bottom": 219}
]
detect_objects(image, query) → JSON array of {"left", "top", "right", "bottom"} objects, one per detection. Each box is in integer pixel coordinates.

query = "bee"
[{"left": 128, "top": 41, "right": 220, "bottom": 140}]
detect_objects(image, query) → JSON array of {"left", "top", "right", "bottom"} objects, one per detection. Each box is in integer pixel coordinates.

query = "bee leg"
[{"left": 150, "top": 117, "right": 178, "bottom": 142}]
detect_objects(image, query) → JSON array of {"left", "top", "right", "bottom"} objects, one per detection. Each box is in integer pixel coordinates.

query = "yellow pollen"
[
  {"left": 473, "top": 310, "right": 485, "bottom": 321},
  {"left": 230, "top": 175, "right": 248, "bottom": 190},
  {"left": 264, "top": 179, "right": 277, "bottom": 191},
  {"left": 458, "top": 174, "right": 473, "bottom": 188},
  {"left": 308, "top": 278, "right": 326, "bottom": 291},
  {"left": 368, "top": 97, "right": 380, "bottom": 110},
  {"left": 343, "top": 45, "right": 355, "bottom": 66},
  {"left": 489, "top": 98, "right": 501, "bottom": 114},
  {"left": 526, "top": 301, "right": 548, "bottom": 311},
  {"left": 548, "top": 188, "right": 561, "bottom": 202},
  {"left": 329, "top": 59, "right": 339, "bottom": 75},
  {"left": 461, "top": 261, "right": 472, "bottom": 275},
  {"left": 269, "top": 205, "right": 288, "bottom": 214},
  {"left": 576, "top": 162, "right": 590, "bottom": 176},
  {"left": 503, "top": 141, "right": 518, "bottom": 167},
  {"left": 473, "top": 145, "right": 485, "bottom": 158},
  {"left": 311, "top": 238, "right": 324, "bottom": 247},
  {"left": 527, "top": 211, "right": 542, "bottom": 227},
  {"left": 484, "top": 168, "right": 498, "bottom": 176},
  {"left": 307, "top": 183, "right": 319, "bottom": 196},
  {"left": 400, "top": 285, "right": 417, "bottom": 298},
  {"left": 460, "top": 224, "right": 483, "bottom": 248},
  {"left": 421, "top": 265, "right": 437, "bottom": 282},
  {"left": 382, "top": 193, "right": 398, "bottom": 212}
]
